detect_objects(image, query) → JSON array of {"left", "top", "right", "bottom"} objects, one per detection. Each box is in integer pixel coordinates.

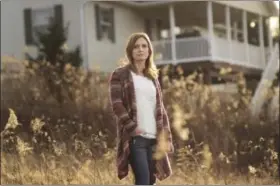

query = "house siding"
[
  {"left": 1, "top": 0, "right": 86, "bottom": 62},
  {"left": 1, "top": 0, "right": 276, "bottom": 73},
  {"left": 2, "top": 0, "right": 145, "bottom": 72},
  {"left": 1, "top": 0, "right": 23, "bottom": 59},
  {"left": 86, "top": 2, "right": 145, "bottom": 72}
]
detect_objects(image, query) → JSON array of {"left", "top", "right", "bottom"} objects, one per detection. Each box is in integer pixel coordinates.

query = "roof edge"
[
  {"left": 267, "top": 1, "right": 279, "bottom": 17},
  {"left": 118, "top": 1, "right": 172, "bottom": 7}
]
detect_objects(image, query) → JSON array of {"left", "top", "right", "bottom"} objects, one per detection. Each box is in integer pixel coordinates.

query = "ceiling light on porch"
[{"left": 250, "top": 21, "right": 256, "bottom": 28}]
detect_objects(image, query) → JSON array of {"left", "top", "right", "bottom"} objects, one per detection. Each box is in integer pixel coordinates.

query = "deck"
[{"left": 152, "top": 36, "right": 269, "bottom": 70}]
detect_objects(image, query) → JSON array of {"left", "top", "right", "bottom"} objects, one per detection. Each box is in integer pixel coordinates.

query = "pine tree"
[
  {"left": 25, "top": 18, "right": 82, "bottom": 73},
  {"left": 25, "top": 18, "right": 83, "bottom": 106}
]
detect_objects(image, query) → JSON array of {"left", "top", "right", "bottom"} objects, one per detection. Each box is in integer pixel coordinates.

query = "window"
[
  {"left": 24, "top": 4, "right": 63, "bottom": 45},
  {"left": 32, "top": 7, "right": 54, "bottom": 42},
  {"left": 95, "top": 4, "right": 115, "bottom": 43}
]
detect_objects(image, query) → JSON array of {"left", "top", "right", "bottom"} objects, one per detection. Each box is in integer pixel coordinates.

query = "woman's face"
[{"left": 132, "top": 37, "right": 150, "bottom": 63}]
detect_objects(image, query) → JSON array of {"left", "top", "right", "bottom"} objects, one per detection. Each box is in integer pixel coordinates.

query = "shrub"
[{"left": 1, "top": 58, "right": 279, "bottom": 184}]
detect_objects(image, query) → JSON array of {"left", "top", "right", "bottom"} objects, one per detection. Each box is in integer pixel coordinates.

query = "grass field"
[{"left": 1, "top": 59, "right": 279, "bottom": 184}]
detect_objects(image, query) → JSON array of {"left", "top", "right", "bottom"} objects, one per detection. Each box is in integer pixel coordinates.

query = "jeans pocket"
[{"left": 130, "top": 136, "right": 147, "bottom": 148}]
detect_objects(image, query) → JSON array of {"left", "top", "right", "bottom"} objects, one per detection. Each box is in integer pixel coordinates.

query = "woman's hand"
[
  {"left": 168, "top": 142, "right": 174, "bottom": 154},
  {"left": 131, "top": 127, "right": 143, "bottom": 137}
]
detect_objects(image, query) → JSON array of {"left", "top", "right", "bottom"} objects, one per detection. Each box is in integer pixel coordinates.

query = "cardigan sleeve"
[
  {"left": 157, "top": 79, "right": 174, "bottom": 153},
  {"left": 162, "top": 106, "right": 174, "bottom": 153},
  {"left": 109, "top": 69, "right": 138, "bottom": 135}
]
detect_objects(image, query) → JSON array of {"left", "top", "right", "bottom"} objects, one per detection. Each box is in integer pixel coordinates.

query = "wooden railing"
[
  {"left": 153, "top": 36, "right": 210, "bottom": 64},
  {"left": 153, "top": 36, "right": 268, "bottom": 69}
]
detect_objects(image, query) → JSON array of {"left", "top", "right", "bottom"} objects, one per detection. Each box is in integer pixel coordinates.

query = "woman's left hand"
[{"left": 168, "top": 142, "right": 174, "bottom": 153}]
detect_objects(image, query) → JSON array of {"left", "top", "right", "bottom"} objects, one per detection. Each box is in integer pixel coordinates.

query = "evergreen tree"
[
  {"left": 25, "top": 18, "right": 82, "bottom": 73},
  {"left": 25, "top": 18, "right": 83, "bottom": 106}
]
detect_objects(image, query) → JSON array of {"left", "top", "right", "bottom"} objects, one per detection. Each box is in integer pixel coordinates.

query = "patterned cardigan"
[{"left": 108, "top": 64, "right": 174, "bottom": 181}]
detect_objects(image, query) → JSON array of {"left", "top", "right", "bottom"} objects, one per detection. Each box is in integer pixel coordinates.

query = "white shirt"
[{"left": 131, "top": 71, "right": 157, "bottom": 139}]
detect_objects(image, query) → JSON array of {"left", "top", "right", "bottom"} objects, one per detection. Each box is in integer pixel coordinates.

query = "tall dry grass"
[{"left": 1, "top": 57, "right": 279, "bottom": 184}]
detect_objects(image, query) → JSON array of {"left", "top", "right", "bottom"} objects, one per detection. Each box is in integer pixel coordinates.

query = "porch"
[
  {"left": 152, "top": 35, "right": 269, "bottom": 69},
  {"left": 136, "top": 1, "right": 274, "bottom": 70}
]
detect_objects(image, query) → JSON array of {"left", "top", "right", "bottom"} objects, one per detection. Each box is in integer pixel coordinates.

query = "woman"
[{"left": 109, "top": 32, "right": 174, "bottom": 185}]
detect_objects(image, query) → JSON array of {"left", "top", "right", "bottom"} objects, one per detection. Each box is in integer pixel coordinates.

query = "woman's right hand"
[{"left": 131, "top": 127, "right": 143, "bottom": 137}]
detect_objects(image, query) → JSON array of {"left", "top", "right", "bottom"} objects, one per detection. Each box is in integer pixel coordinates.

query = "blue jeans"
[{"left": 129, "top": 136, "right": 157, "bottom": 185}]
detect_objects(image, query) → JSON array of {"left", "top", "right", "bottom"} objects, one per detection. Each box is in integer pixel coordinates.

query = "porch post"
[
  {"left": 242, "top": 10, "right": 249, "bottom": 64},
  {"left": 233, "top": 22, "right": 238, "bottom": 40},
  {"left": 258, "top": 15, "right": 265, "bottom": 65},
  {"left": 150, "top": 19, "right": 157, "bottom": 41},
  {"left": 168, "top": 4, "right": 176, "bottom": 63},
  {"left": 225, "top": 5, "right": 232, "bottom": 61},
  {"left": 267, "top": 18, "right": 273, "bottom": 54},
  {"left": 207, "top": 1, "right": 215, "bottom": 59}
]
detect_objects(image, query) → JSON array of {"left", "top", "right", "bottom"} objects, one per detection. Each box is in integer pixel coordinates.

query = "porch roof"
[
  {"left": 125, "top": 1, "right": 270, "bottom": 30},
  {"left": 119, "top": 1, "right": 278, "bottom": 17}
]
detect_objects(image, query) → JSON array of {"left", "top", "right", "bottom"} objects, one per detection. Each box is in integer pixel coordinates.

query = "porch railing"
[
  {"left": 249, "top": 45, "right": 263, "bottom": 68},
  {"left": 153, "top": 40, "right": 172, "bottom": 63},
  {"left": 153, "top": 36, "right": 268, "bottom": 69},
  {"left": 153, "top": 36, "right": 210, "bottom": 64},
  {"left": 213, "top": 36, "right": 265, "bottom": 69}
]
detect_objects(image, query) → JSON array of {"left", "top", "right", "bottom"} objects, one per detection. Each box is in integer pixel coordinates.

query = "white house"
[{"left": 1, "top": 0, "right": 278, "bottom": 75}]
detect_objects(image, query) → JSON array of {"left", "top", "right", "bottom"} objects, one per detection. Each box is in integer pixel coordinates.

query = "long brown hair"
[{"left": 121, "top": 32, "right": 158, "bottom": 80}]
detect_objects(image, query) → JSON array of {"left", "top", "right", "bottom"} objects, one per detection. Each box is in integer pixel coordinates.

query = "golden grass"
[
  {"left": 1, "top": 150, "right": 278, "bottom": 184},
  {"left": 1, "top": 59, "right": 279, "bottom": 184},
  {"left": 1, "top": 99, "right": 278, "bottom": 184}
]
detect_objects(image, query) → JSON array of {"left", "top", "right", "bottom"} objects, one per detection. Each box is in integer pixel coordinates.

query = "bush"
[{"left": 1, "top": 58, "right": 279, "bottom": 184}]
